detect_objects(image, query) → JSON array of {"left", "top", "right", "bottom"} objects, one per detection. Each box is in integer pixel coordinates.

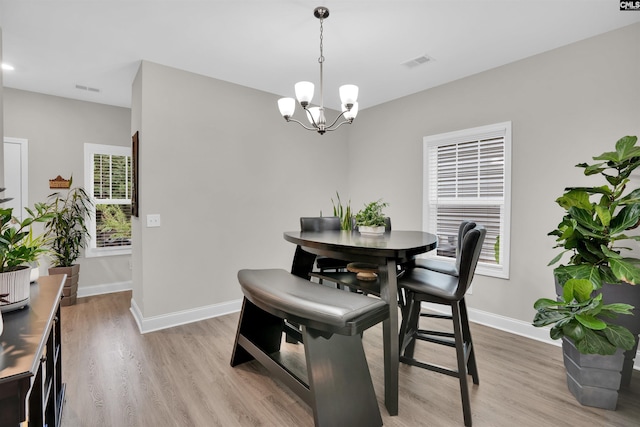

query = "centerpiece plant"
[
  {"left": 354, "top": 199, "right": 389, "bottom": 236},
  {"left": 355, "top": 199, "right": 389, "bottom": 227},
  {"left": 533, "top": 136, "right": 640, "bottom": 356}
]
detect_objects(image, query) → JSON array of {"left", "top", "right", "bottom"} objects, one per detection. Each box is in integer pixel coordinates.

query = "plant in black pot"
[
  {"left": 45, "top": 185, "right": 93, "bottom": 306},
  {"left": 0, "top": 203, "right": 54, "bottom": 311},
  {"left": 532, "top": 135, "right": 640, "bottom": 409}
]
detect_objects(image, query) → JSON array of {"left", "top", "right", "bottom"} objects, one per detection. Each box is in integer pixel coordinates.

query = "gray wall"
[
  {"left": 3, "top": 88, "right": 132, "bottom": 286},
  {"left": 1, "top": 28, "right": 4, "bottom": 187},
  {"left": 131, "top": 61, "right": 349, "bottom": 319},
  {"left": 346, "top": 23, "right": 640, "bottom": 324}
]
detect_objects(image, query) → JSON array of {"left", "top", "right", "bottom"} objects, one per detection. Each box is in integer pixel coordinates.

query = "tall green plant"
[
  {"left": 533, "top": 136, "right": 640, "bottom": 355},
  {"left": 331, "top": 192, "right": 352, "bottom": 230},
  {"left": 45, "top": 186, "right": 93, "bottom": 267}
]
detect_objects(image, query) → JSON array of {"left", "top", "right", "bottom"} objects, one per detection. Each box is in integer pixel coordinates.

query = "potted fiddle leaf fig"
[
  {"left": 0, "top": 203, "right": 54, "bottom": 311},
  {"left": 532, "top": 135, "right": 640, "bottom": 409},
  {"left": 45, "top": 185, "right": 93, "bottom": 306},
  {"left": 355, "top": 199, "right": 389, "bottom": 235}
]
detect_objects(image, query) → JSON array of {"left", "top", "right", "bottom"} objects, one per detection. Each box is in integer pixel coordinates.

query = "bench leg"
[
  {"left": 304, "top": 327, "right": 383, "bottom": 427},
  {"left": 231, "top": 298, "right": 284, "bottom": 367}
]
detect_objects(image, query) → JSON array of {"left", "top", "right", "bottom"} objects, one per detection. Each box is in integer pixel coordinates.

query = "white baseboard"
[
  {"left": 129, "top": 297, "right": 243, "bottom": 334},
  {"left": 421, "top": 302, "right": 640, "bottom": 371},
  {"left": 77, "top": 281, "right": 132, "bottom": 298}
]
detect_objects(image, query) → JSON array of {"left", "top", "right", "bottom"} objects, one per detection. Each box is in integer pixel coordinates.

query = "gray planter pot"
[
  {"left": 555, "top": 278, "right": 640, "bottom": 388},
  {"left": 562, "top": 337, "right": 625, "bottom": 410},
  {"left": 555, "top": 278, "right": 640, "bottom": 409},
  {"left": 599, "top": 282, "right": 640, "bottom": 387}
]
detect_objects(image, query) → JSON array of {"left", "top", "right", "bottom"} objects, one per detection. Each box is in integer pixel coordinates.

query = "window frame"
[
  {"left": 422, "top": 122, "right": 512, "bottom": 279},
  {"left": 84, "top": 143, "right": 132, "bottom": 257}
]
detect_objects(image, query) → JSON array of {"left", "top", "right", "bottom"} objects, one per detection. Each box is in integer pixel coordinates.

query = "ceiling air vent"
[
  {"left": 75, "top": 84, "right": 101, "bottom": 93},
  {"left": 401, "top": 54, "right": 434, "bottom": 68}
]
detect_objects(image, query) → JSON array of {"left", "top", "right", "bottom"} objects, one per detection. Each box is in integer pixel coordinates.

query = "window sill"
[{"left": 85, "top": 247, "right": 132, "bottom": 258}]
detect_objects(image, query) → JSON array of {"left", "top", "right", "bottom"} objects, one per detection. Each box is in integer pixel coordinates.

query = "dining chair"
[
  {"left": 414, "top": 220, "right": 476, "bottom": 276},
  {"left": 309, "top": 217, "right": 392, "bottom": 294},
  {"left": 397, "top": 225, "right": 486, "bottom": 427},
  {"left": 299, "top": 217, "right": 349, "bottom": 284}
]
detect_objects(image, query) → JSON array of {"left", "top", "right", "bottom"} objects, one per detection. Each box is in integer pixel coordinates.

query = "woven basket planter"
[{"left": 48, "top": 264, "right": 80, "bottom": 306}]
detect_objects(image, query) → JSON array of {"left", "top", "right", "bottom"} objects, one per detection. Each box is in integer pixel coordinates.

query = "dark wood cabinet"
[{"left": 0, "top": 275, "right": 65, "bottom": 427}]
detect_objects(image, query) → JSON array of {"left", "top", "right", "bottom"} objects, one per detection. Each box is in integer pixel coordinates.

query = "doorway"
[{"left": 3, "top": 137, "right": 28, "bottom": 221}]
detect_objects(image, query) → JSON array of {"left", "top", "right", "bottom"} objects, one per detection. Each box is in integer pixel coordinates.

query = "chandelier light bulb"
[
  {"left": 278, "top": 98, "right": 296, "bottom": 118},
  {"left": 342, "top": 102, "right": 359, "bottom": 120},
  {"left": 339, "top": 84, "right": 359, "bottom": 108},
  {"left": 307, "top": 107, "right": 321, "bottom": 125},
  {"left": 295, "top": 81, "right": 314, "bottom": 107}
]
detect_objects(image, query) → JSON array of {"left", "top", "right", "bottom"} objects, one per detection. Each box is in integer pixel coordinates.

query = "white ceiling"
[{"left": 1, "top": 1, "right": 639, "bottom": 111}]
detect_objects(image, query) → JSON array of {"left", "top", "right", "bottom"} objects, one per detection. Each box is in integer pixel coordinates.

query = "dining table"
[{"left": 283, "top": 229, "right": 438, "bottom": 416}]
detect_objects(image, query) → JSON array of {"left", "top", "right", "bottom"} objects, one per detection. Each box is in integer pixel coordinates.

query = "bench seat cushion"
[{"left": 238, "top": 269, "right": 388, "bottom": 335}]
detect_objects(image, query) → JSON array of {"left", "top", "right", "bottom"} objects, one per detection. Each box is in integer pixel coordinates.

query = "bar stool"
[
  {"left": 414, "top": 220, "right": 476, "bottom": 276},
  {"left": 398, "top": 226, "right": 486, "bottom": 427}
]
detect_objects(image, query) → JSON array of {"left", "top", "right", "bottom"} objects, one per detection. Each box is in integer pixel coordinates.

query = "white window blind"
[
  {"left": 84, "top": 143, "right": 132, "bottom": 257},
  {"left": 423, "top": 122, "right": 511, "bottom": 278}
]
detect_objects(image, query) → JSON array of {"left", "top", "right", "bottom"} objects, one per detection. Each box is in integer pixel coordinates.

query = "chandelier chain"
[{"left": 318, "top": 16, "right": 325, "bottom": 64}]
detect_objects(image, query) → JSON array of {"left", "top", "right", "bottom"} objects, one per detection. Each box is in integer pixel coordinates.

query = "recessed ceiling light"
[{"left": 1, "top": 63, "right": 15, "bottom": 71}]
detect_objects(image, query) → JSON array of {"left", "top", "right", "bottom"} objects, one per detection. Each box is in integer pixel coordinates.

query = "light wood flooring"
[{"left": 60, "top": 291, "right": 640, "bottom": 426}]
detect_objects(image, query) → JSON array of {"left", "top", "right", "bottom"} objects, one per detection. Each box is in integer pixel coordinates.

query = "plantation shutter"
[
  {"left": 423, "top": 122, "right": 511, "bottom": 278},
  {"left": 92, "top": 152, "right": 132, "bottom": 248}
]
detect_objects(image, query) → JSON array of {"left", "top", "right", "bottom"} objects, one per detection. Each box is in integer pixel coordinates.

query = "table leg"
[{"left": 379, "top": 258, "right": 399, "bottom": 416}]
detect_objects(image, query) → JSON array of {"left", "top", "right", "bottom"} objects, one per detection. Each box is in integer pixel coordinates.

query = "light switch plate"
[{"left": 146, "top": 214, "right": 161, "bottom": 227}]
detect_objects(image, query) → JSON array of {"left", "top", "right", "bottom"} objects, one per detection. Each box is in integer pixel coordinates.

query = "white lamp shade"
[
  {"left": 339, "top": 84, "right": 359, "bottom": 106},
  {"left": 342, "top": 102, "right": 359, "bottom": 120},
  {"left": 307, "top": 107, "right": 321, "bottom": 125},
  {"left": 278, "top": 98, "right": 296, "bottom": 117},
  {"left": 295, "top": 81, "right": 314, "bottom": 105}
]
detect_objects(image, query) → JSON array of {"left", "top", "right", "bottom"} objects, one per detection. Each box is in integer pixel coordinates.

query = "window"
[
  {"left": 423, "top": 122, "right": 511, "bottom": 279},
  {"left": 84, "top": 143, "right": 132, "bottom": 257}
]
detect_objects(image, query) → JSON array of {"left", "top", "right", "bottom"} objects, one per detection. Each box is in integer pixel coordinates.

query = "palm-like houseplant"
[
  {"left": 45, "top": 186, "right": 93, "bottom": 305},
  {"left": 532, "top": 135, "right": 640, "bottom": 408}
]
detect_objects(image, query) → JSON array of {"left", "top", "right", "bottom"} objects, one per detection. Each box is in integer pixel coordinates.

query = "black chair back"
[
  {"left": 454, "top": 225, "right": 486, "bottom": 300},
  {"left": 300, "top": 216, "right": 341, "bottom": 232},
  {"left": 455, "top": 221, "right": 476, "bottom": 272}
]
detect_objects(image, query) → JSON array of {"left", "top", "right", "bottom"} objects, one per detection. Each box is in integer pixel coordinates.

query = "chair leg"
[
  {"left": 452, "top": 301, "right": 473, "bottom": 427},
  {"left": 399, "top": 294, "right": 420, "bottom": 358},
  {"left": 459, "top": 298, "right": 479, "bottom": 385}
]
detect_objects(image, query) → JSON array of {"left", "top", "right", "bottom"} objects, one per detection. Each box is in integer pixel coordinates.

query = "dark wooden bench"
[{"left": 230, "top": 268, "right": 389, "bottom": 427}]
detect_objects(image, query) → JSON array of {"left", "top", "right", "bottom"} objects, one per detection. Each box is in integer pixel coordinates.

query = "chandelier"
[{"left": 277, "top": 6, "right": 359, "bottom": 135}]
